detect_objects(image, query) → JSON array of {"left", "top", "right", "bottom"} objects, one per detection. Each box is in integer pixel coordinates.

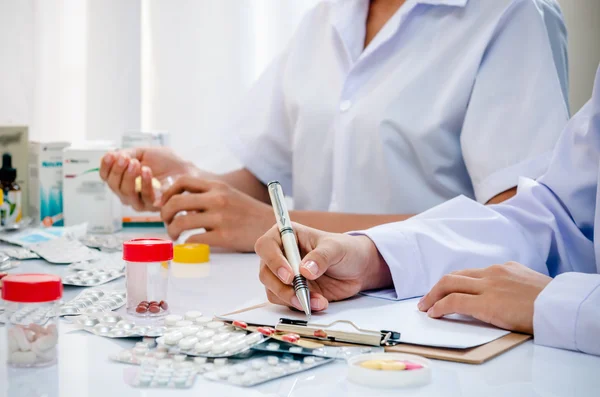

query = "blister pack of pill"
[
  {"left": 0, "top": 305, "right": 53, "bottom": 324},
  {"left": 0, "top": 246, "right": 40, "bottom": 260},
  {"left": 202, "top": 354, "right": 333, "bottom": 387},
  {"left": 128, "top": 362, "right": 197, "bottom": 389},
  {"left": 70, "top": 313, "right": 168, "bottom": 338},
  {"left": 68, "top": 251, "right": 125, "bottom": 271},
  {"left": 28, "top": 236, "right": 101, "bottom": 264},
  {"left": 0, "top": 253, "right": 18, "bottom": 272},
  {"left": 79, "top": 234, "right": 131, "bottom": 252},
  {"left": 62, "top": 268, "right": 125, "bottom": 287},
  {"left": 156, "top": 317, "right": 266, "bottom": 358},
  {"left": 60, "top": 289, "right": 126, "bottom": 316},
  {"left": 252, "top": 339, "right": 384, "bottom": 360}
]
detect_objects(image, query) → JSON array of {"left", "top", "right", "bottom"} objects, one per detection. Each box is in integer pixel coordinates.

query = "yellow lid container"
[{"left": 173, "top": 243, "right": 210, "bottom": 264}]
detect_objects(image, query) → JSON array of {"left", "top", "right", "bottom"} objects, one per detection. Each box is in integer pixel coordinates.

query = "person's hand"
[
  {"left": 158, "top": 176, "right": 274, "bottom": 252},
  {"left": 99, "top": 147, "right": 199, "bottom": 212},
  {"left": 418, "top": 261, "right": 552, "bottom": 334},
  {"left": 255, "top": 223, "right": 393, "bottom": 312}
]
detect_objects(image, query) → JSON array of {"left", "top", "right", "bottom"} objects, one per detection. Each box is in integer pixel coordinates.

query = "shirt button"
[{"left": 339, "top": 100, "right": 352, "bottom": 112}]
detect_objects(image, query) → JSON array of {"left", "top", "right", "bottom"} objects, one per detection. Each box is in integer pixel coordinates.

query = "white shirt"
[
  {"left": 228, "top": 0, "right": 568, "bottom": 214},
  {"left": 359, "top": 65, "right": 600, "bottom": 355}
]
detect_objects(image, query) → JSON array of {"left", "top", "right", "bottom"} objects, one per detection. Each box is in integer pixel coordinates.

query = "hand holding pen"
[{"left": 257, "top": 190, "right": 394, "bottom": 315}]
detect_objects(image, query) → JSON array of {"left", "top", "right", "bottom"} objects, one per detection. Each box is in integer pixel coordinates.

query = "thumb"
[{"left": 299, "top": 237, "right": 345, "bottom": 281}]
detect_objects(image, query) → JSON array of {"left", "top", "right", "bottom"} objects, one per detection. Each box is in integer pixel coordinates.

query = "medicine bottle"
[
  {"left": 2, "top": 274, "right": 62, "bottom": 367},
  {"left": 123, "top": 238, "right": 173, "bottom": 317},
  {"left": 0, "top": 153, "right": 22, "bottom": 226}
]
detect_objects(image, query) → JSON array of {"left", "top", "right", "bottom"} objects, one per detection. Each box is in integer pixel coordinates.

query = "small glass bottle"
[
  {"left": 2, "top": 274, "right": 63, "bottom": 368},
  {"left": 123, "top": 238, "right": 173, "bottom": 317},
  {"left": 0, "top": 153, "right": 22, "bottom": 227}
]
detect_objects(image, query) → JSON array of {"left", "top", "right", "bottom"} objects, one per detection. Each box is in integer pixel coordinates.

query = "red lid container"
[
  {"left": 123, "top": 238, "right": 173, "bottom": 262},
  {"left": 2, "top": 274, "right": 63, "bottom": 303}
]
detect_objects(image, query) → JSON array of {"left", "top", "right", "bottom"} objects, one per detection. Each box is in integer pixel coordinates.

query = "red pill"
[
  {"left": 136, "top": 305, "right": 148, "bottom": 314},
  {"left": 149, "top": 301, "right": 158, "bottom": 306},
  {"left": 281, "top": 333, "right": 300, "bottom": 343},
  {"left": 233, "top": 320, "right": 248, "bottom": 329},
  {"left": 257, "top": 327, "right": 275, "bottom": 336},
  {"left": 159, "top": 300, "right": 169, "bottom": 310},
  {"left": 139, "top": 301, "right": 149, "bottom": 307},
  {"left": 314, "top": 329, "right": 327, "bottom": 338},
  {"left": 148, "top": 305, "right": 161, "bottom": 314}
]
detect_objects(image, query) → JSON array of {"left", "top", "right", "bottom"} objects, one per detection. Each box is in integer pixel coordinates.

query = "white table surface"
[{"left": 1, "top": 229, "right": 599, "bottom": 397}]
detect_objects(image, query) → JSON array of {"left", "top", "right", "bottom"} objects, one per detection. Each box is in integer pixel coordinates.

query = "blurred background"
[{"left": 0, "top": 0, "right": 599, "bottom": 174}]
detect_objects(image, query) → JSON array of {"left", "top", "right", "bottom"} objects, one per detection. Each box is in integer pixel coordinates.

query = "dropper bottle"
[{"left": 0, "top": 153, "right": 22, "bottom": 226}]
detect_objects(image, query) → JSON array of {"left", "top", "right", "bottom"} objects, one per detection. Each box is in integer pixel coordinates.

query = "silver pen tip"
[{"left": 296, "top": 287, "right": 312, "bottom": 320}]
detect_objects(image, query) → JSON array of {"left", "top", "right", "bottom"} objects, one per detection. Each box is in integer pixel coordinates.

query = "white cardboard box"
[
  {"left": 28, "top": 141, "right": 71, "bottom": 226},
  {"left": 63, "top": 143, "right": 122, "bottom": 233}
]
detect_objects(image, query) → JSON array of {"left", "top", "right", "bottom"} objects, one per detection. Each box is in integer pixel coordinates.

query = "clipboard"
[{"left": 221, "top": 302, "right": 532, "bottom": 365}]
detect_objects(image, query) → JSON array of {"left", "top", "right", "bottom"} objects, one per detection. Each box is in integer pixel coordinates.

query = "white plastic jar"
[
  {"left": 2, "top": 274, "right": 62, "bottom": 367},
  {"left": 123, "top": 238, "right": 173, "bottom": 317}
]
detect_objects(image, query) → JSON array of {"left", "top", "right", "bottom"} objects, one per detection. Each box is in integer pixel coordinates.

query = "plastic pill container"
[
  {"left": 2, "top": 274, "right": 62, "bottom": 367},
  {"left": 171, "top": 243, "right": 210, "bottom": 279},
  {"left": 123, "top": 238, "right": 173, "bottom": 317}
]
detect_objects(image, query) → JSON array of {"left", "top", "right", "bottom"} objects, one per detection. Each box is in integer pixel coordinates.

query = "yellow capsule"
[
  {"left": 135, "top": 176, "right": 161, "bottom": 193},
  {"left": 380, "top": 360, "right": 407, "bottom": 371},
  {"left": 359, "top": 360, "right": 385, "bottom": 370}
]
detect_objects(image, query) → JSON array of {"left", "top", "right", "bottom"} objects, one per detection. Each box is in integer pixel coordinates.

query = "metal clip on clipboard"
[{"left": 276, "top": 318, "right": 402, "bottom": 347}]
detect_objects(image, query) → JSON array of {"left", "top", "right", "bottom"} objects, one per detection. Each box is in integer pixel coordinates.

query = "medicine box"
[
  {"left": 121, "top": 131, "right": 169, "bottom": 224},
  {"left": 0, "top": 126, "right": 29, "bottom": 217},
  {"left": 28, "top": 141, "right": 70, "bottom": 226},
  {"left": 63, "top": 143, "right": 122, "bottom": 233}
]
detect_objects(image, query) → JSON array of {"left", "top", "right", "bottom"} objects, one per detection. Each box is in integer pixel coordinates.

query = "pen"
[{"left": 267, "top": 181, "right": 311, "bottom": 319}]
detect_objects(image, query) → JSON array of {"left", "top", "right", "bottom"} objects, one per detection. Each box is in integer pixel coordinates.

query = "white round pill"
[
  {"left": 289, "top": 346, "right": 303, "bottom": 354},
  {"left": 251, "top": 360, "right": 266, "bottom": 370},
  {"left": 164, "top": 331, "right": 184, "bottom": 345},
  {"left": 207, "top": 321, "right": 225, "bottom": 330},
  {"left": 266, "top": 342, "right": 280, "bottom": 351},
  {"left": 257, "top": 368, "right": 270, "bottom": 379},
  {"left": 244, "top": 332, "right": 263, "bottom": 346},
  {"left": 164, "top": 315, "right": 183, "bottom": 326},
  {"left": 217, "top": 325, "right": 236, "bottom": 334},
  {"left": 175, "top": 320, "right": 193, "bottom": 328},
  {"left": 184, "top": 311, "right": 202, "bottom": 321},
  {"left": 228, "top": 339, "right": 247, "bottom": 353},
  {"left": 267, "top": 356, "right": 279, "bottom": 366},
  {"left": 202, "top": 363, "right": 215, "bottom": 372},
  {"left": 194, "top": 340, "right": 214, "bottom": 353},
  {"left": 241, "top": 372, "right": 255, "bottom": 385},
  {"left": 214, "top": 358, "right": 228, "bottom": 367},
  {"left": 193, "top": 357, "right": 207, "bottom": 365},
  {"left": 204, "top": 371, "right": 220, "bottom": 381},
  {"left": 196, "top": 330, "right": 216, "bottom": 340},
  {"left": 228, "top": 331, "right": 247, "bottom": 342},
  {"left": 303, "top": 356, "right": 315, "bottom": 365},
  {"left": 289, "top": 361, "right": 301, "bottom": 369},
  {"left": 272, "top": 366, "right": 286, "bottom": 376},
  {"left": 195, "top": 317, "right": 212, "bottom": 325},
  {"left": 211, "top": 333, "right": 231, "bottom": 342},
  {"left": 173, "top": 354, "right": 187, "bottom": 362},
  {"left": 217, "top": 367, "right": 233, "bottom": 379},
  {"left": 210, "top": 341, "right": 230, "bottom": 355},
  {"left": 178, "top": 336, "right": 199, "bottom": 350},
  {"left": 180, "top": 326, "right": 200, "bottom": 337},
  {"left": 154, "top": 351, "right": 167, "bottom": 359},
  {"left": 119, "top": 350, "right": 133, "bottom": 361}
]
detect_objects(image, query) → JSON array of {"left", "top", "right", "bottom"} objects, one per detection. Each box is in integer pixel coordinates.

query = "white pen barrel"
[{"left": 281, "top": 232, "right": 302, "bottom": 274}]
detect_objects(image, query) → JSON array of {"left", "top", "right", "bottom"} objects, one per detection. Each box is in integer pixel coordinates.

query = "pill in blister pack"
[
  {"left": 203, "top": 354, "right": 333, "bottom": 387},
  {"left": 156, "top": 321, "right": 266, "bottom": 358},
  {"left": 28, "top": 237, "right": 100, "bottom": 264},
  {"left": 0, "top": 305, "right": 53, "bottom": 325},
  {"left": 252, "top": 339, "right": 384, "bottom": 360},
  {"left": 0, "top": 246, "right": 40, "bottom": 260},
  {"left": 60, "top": 289, "right": 126, "bottom": 316},
  {"left": 79, "top": 234, "right": 131, "bottom": 252},
  {"left": 68, "top": 252, "right": 125, "bottom": 272},
  {"left": 71, "top": 313, "right": 168, "bottom": 338},
  {"left": 128, "top": 363, "right": 197, "bottom": 389},
  {"left": 62, "top": 268, "right": 125, "bottom": 287}
]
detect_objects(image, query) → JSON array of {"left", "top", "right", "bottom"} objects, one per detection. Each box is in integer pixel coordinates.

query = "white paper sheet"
[{"left": 221, "top": 295, "right": 510, "bottom": 349}]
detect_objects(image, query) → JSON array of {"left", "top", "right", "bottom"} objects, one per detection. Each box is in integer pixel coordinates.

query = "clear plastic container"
[
  {"left": 123, "top": 238, "right": 173, "bottom": 317},
  {"left": 2, "top": 274, "right": 63, "bottom": 368}
]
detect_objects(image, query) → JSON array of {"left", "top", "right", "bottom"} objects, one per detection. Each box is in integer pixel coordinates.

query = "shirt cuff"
[
  {"left": 474, "top": 151, "right": 553, "bottom": 204},
  {"left": 352, "top": 225, "right": 428, "bottom": 301},
  {"left": 533, "top": 272, "right": 600, "bottom": 352}
]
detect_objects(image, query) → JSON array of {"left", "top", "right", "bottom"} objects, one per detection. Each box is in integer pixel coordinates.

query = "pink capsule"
[
  {"left": 257, "top": 327, "right": 275, "bottom": 336},
  {"left": 314, "top": 329, "right": 327, "bottom": 338},
  {"left": 281, "top": 333, "right": 300, "bottom": 343},
  {"left": 233, "top": 320, "right": 248, "bottom": 329},
  {"left": 401, "top": 361, "right": 424, "bottom": 370}
]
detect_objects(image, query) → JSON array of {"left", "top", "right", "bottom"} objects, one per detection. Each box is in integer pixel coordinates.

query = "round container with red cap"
[
  {"left": 2, "top": 273, "right": 62, "bottom": 367},
  {"left": 123, "top": 238, "right": 173, "bottom": 317}
]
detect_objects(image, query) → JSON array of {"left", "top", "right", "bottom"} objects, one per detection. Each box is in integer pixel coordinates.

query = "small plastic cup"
[
  {"left": 123, "top": 238, "right": 173, "bottom": 317},
  {"left": 171, "top": 243, "right": 210, "bottom": 279},
  {"left": 2, "top": 274, "right": 62, "bottom": 368}
]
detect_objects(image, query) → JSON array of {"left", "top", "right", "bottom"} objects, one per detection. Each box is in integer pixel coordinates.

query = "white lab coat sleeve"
[
  {"left": 534, "top": 272, "right": 600, "bottom": 356},
  {"left": 460, "top": 0, "right": 569, "bottom": 204},
  {"left": 360, "top": 71, "right": 600, "bottom": 301},
  {"left": 226, "top": 51, "right": 294, "bottom": 194}
]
